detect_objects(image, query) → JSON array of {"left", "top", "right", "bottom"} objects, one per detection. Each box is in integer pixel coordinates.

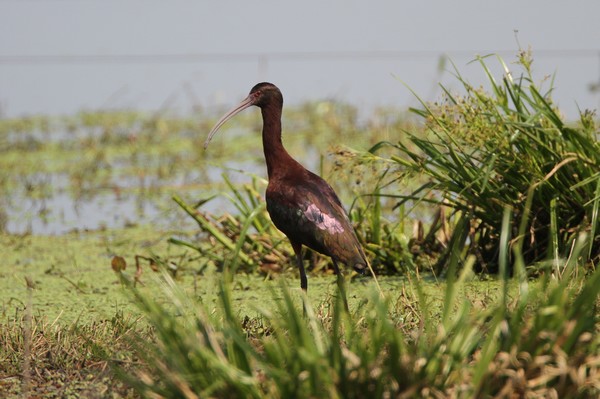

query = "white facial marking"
[{"left": 304, "top": 204, "right": 345, "bottom": 234}]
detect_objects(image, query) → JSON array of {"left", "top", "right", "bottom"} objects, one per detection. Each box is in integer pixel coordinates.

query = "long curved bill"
[{"left": 203, "top": 94, "right": 255, "bottom": 149}]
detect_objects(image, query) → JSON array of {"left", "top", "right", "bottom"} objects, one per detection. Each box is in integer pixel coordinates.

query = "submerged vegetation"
[{"left": 1, "top": 51, "right": 599, "bottom": 397}]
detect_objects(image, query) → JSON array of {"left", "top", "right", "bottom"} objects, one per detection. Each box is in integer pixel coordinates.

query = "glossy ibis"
[{"left": 204, "top": 82, "right": 379, "bottom": 297}]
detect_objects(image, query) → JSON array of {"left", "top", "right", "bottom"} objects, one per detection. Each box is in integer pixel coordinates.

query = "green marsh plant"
[{"left": 375, "top": 51, "right": 600, "bottom": 273}]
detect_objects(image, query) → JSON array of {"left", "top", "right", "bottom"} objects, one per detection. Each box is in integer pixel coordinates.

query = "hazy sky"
[{"left": 1, "top": 1, "right": 599, "bottom": 119}]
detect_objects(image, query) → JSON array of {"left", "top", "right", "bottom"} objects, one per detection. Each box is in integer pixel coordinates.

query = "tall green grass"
[
  {"left": 117, "top": 229, "right": 599, "bottom": 398},
  {"left": 375, "top": 51, "right": 600, "bottom": 273}
]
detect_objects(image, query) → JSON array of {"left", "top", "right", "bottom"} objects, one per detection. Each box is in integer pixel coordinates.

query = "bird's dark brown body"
[
  {"left": 205, "top": 82, "right": 367, "bottom": 291},
  {"left": 265, "top": 166, "right": 367, "bottom": 270}
]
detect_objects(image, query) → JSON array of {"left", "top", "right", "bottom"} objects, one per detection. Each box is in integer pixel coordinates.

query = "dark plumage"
[{"left": 205, "top": 82, "right": 372, "bottom": 292}]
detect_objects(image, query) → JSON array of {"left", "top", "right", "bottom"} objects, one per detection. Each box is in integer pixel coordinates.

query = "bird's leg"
[
  {"left": 291, "top": 241, "right": 310, "bottom": 317},
  {"left": 291, "top": 242, "right": 307, "bottom": 291},
  {"left": 332, "top": 260, "right": 349, "bottom": 313}
]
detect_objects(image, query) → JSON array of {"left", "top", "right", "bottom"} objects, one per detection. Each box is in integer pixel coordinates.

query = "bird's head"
[{"left": 204, "top": 82, "right": 282, "bottom": 149}]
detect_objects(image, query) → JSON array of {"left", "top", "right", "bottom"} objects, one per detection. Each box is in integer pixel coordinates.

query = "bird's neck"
[{"left": 261, "top": 105, "right": 298, "bottom": 180}]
